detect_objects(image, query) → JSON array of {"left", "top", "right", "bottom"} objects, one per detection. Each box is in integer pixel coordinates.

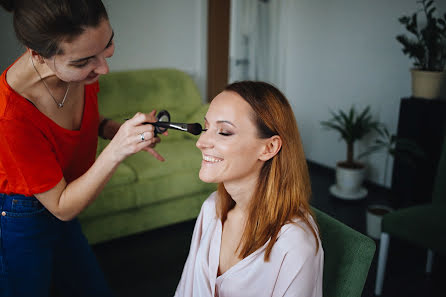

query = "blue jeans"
[{"left": 0, "top": 194, "right": 114, "bottom": 297}]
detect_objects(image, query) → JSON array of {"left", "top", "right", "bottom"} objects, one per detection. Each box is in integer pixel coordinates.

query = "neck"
[
  {"left": 29, "top": 53, "right": 67, "bottom": 89},
  {"left": 223, "top": 174, "right": 259, "bottom": 215}
]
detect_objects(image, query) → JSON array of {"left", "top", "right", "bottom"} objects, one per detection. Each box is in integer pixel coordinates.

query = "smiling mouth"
[
  {"left": 87, "top": 73, "right": 99, "bottom": 79},
  {"left": 203, "top": 155, "right": 223, "bottom": 163}
]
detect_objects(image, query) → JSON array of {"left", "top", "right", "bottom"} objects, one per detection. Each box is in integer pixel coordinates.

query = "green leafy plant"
[
  {"left": 396, "top": 0, "right": 446, "bottom": 71},
  {"left": 357, "top": 126, "right": 425, "bottom": 184},
  {"left": 321, "top": 106, "right": 381, "bottom": 168}
]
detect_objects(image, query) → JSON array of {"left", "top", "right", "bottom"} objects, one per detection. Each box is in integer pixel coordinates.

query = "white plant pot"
[
  {"left": 329, "top": 164, "right": 367, "bottom": 200},
  {"left": 411, "top": 69, "right": 446, "bottom": 100},
  {"left": 366, "top": 205, "right": 393, "bottom": 240}
]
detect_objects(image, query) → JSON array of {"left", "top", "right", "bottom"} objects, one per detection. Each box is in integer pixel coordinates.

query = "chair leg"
[
  {"left": 426, "top": 249, "right": 434, "bottom": 274},
  {"left": 375, "top": 232, "right": 390, "bottom": 296}
]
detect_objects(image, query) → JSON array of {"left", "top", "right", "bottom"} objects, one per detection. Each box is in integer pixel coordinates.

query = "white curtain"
[{"left": 229, "top": 0, "right": 290, "bottom": 89}]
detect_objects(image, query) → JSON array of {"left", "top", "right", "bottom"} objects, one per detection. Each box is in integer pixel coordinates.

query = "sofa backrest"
[{"left": 97, "top": 68, "right": 203, "bottom": 122}]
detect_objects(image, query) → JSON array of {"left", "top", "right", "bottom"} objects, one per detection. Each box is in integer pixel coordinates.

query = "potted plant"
[
  {"left": 357, "top": 126, "right": 425, "bottom": 239},
  {"left": 321, "top": 105, "right": 381, "bottom": 200},
  {"left": 396, "top": 0, "right": 446, "bottom": 99}
]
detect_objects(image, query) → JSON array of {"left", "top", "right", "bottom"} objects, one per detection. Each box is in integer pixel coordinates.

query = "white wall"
[
  {"left": 0, "top": 0, "right": 208, "bottom": 98},
  {"left": 279, "top": 0, "right": 445, "bottom": 187},
  {"left": 102, "top": 0, "right": 208, "bottom": 98}
]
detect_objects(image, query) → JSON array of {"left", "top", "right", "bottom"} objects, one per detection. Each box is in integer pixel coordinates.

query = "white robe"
[{"left": 174, "top": 192, "right": 324, "bottom": 297}]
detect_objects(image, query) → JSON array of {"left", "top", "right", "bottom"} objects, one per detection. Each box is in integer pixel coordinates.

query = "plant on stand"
[
  {"left": 321, "top": 105, "right": 381, "bottom": 200},
  {"left": 357, "top": 126, "right": 425, "bottom": 239},
  {"left": 396, "top": 0, "right": 446, "bottom": 99}
]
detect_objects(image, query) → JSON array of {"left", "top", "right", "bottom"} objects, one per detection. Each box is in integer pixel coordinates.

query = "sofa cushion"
[
  {"left": 80, "top": 191, "right": 212, "bottom": 244},
  {"left": 124, "top": 139, "right": 202, "bottom": 180},
  {"left": 79, "top": 170, "right": 215, "bottom": 220},
  {"left": 107, "top": 162, "right": 137, "bottom": 187},
  {"left": 80, "top": 139, "right": 214, "bottom": 220}
]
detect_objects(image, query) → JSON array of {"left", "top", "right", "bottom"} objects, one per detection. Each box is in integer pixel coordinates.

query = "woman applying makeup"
[
  {"left": 0, "top": 0, "right": 165, "bottom": 296},
  {"left": 175, "top": 81, "right": 323, "bottom": 297}
]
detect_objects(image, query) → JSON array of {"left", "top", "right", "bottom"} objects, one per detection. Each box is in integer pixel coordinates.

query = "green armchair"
[
  {"left": 313, "top": 208, "right": 376, "bottom": 297},
  {"left": 374, "top": 133, "right": 446, "bottom": 295}
]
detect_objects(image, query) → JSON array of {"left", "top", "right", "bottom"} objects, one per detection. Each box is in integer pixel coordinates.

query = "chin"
[{"left": 199, "top": 170, "right": 220, "bottom": 184}]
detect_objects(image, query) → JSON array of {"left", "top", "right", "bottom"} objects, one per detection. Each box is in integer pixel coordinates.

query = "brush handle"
[{"left": 142, "top": 121, "right": 202, "bottom": 135}]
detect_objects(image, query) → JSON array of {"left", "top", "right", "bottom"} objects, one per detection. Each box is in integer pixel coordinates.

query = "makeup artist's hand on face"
[{"left": 106, "top": 110, "right": 165, "bottom": 163}]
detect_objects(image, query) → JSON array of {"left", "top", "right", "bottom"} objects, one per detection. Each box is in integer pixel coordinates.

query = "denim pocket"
[{"left": 9, "top": 199, "right": 46, "bottom": 218}]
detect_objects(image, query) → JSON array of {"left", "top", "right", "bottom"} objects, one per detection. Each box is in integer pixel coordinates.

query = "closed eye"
[
  {"left": 106, "top": 39, "right": 114, "bottom": 49},
  {"left": 72, "top": 59, "right": 90, "bottom": 68}
]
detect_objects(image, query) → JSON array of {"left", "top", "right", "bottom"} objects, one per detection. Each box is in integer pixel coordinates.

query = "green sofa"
[{"left": 78, "top": 68, "right": 216, "bottom": 244}]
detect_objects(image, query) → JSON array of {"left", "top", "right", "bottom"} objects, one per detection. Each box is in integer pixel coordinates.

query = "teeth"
[{"left": 203, "top": 155, "right": 222, "bottom": 163}]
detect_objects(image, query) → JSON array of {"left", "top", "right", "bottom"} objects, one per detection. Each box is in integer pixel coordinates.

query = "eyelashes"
[
  {"left": 73, "top": 61, "right": 89, "bottom": 68},
  {"left": 106, "top": 39, "right": 114, "bottom": 49},
  {"left": 71, "top": 40, "right": 114, "bottom": 69},
  {"left": 201, "top": 128, "right": 233, "bottom": 136},
  {"left": 219, "top": 132, "right": 233, "bottom": 136}
]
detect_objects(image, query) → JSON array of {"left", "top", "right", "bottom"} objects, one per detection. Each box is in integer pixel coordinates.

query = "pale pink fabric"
[{"left": 174, "top": 192, "right": 324, "bottom": 297}]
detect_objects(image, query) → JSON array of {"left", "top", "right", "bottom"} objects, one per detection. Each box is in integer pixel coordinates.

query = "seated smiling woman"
[{"left": 175, "top": 81, "right": 323, "bottom": 297}]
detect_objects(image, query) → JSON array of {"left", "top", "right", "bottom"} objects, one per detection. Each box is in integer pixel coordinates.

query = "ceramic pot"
[
  {"left": 329, "top": 163, "right": 367, "bottom": 200},
  {"left": 411, "top": 69, "right": 446, "bottom": 99}
]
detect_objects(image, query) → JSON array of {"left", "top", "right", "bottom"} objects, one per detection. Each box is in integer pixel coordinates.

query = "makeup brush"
[{"left": 144, "top": 121, "right": 204, "bottom": 135}]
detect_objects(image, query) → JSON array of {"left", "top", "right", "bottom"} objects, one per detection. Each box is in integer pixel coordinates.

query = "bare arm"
[{"left": 35, "top": 112, "right": 159, "bottom": 221}]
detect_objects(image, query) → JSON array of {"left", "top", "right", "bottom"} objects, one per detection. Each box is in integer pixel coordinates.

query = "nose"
[
  {"left": 94, "top": 56, "right": 110, "bottom": 75},
  {"left": 196, "top": 130, "right": 213, "bottom": 150}
]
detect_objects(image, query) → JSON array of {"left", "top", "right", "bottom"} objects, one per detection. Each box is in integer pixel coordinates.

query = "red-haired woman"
[{"left": 175, "top": 81, "right": 323, "bottom": 297}]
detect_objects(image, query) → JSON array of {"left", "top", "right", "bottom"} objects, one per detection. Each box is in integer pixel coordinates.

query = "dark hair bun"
[{"left": 0, "top": 0, "right": 14, "bottom": 12}]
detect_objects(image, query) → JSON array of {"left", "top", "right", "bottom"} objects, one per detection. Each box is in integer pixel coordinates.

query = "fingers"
[
  {"left": 134, "top": 131, "right": 161, "bottom": 150},
  {"left": 136, "top": 130, "right": 155, "bottom": 144},
  {"left": 147, "top": 136, "right": 161, "bottom": 147},
  {"left": 108, "top": 111, "right": 166, "bottom": 162},
  {"left": 127, "top": 111, "right": 157, "bottom": 128},
  {"left": 149, "top": 109, "right": 157, "bottom": 119},
  {"left": 139, "top": 135, "right": 164, "bottom": 161},
  {"left": 143, "top": 147, "right": 165, "bottom": 162}
]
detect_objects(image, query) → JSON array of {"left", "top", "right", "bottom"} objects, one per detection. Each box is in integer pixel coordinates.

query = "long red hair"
[{"left": 217, "top": 81, "right": 319, "bottom": 261}]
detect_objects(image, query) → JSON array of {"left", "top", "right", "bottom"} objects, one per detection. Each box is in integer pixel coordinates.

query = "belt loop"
[{"left": 0, "top": 193, "right": 4, "bottom": 211}]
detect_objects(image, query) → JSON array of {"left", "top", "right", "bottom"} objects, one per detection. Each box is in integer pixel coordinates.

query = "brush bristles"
[{"left": 187, "top": 123, "right": 203, "bottom": 135}]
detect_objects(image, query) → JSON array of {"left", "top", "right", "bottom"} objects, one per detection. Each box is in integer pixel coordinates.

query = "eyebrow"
[
  {"left": 204, "top": 117, "right": 237, "bottom": 128},
  {"left": 69, "top": 30, "right": 114, "bottom": 63}
]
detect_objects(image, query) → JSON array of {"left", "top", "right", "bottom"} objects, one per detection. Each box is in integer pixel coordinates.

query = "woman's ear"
[
  {"left": 29, "top": 49, "right": 45, "bottom": 64},
  {"left": 259, "top": 135, "right": 282, "bottom": 161}
]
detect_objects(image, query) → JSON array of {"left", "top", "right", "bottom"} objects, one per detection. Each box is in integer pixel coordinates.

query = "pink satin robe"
[{"left": 174, "top": 192, "right": 324, "bottom": 297}]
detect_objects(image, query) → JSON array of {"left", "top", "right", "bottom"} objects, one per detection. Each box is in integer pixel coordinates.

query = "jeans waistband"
[{"left": 0, "top": 193, "right": 41, "bottom": 212}]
